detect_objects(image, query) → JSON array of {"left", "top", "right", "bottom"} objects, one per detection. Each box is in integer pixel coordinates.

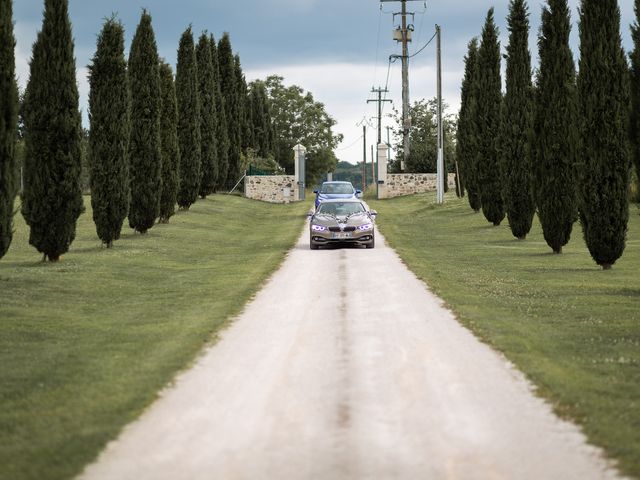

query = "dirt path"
[{"left": 79, "top": 222, "right": 620, "bottom": 480}]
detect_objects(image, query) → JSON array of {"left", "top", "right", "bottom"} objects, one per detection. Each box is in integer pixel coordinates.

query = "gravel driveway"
[{"left": 79, "top": 220, "right": 620, "bottom": 480}]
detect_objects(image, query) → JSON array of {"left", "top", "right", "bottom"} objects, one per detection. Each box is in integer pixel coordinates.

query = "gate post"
[
  {"left": 293, "top": 144, "right": 306, "bottom": 201},
  {"left": 377, "top": 143, "right": 388, "bottom": 199}
]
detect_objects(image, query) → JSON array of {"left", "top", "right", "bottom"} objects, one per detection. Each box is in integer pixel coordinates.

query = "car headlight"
[
  {"left": 311, "top": 224, "right": 327, "bottom": 232},
  {"left": 358, "top": 223, "right": 373, "bottom": 231}
]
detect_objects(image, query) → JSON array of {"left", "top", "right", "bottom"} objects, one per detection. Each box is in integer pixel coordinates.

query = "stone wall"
[
  {"left": 244, "top": 175, "right": 298, "bottom": 204},
  {"left": 379, "top": 173, "right": 457, "bottom": 199}
]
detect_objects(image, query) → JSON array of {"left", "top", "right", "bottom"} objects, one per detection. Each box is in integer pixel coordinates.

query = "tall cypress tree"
[
  {"left": 475, "top": 9, "right": 504, "bottom": 226},
  {"left": 196, "top": 33, "right": 218, "bottom": 198},
  {"left": 210, "top": 35, "right": 229, "bottom": 191},
  {"left": 457, "top": 38, "right": 481, "bottom": 212},
  {"left": 249, "top": 81, "right": 274, "bottom": 158},
  {"left": 218, "top": 33, "right": 240, "bottom": 189},
  {"left": 631, "top": 0, "right": 640, "bottom": 190},
  {"left": 577, "top": 0, "right": 630, "bottom": 269},
  {"left": 236, "top": 55, "right": 252, "bottom": 153},
  {"left": 0, "top": 0, "right": 18, "bottom": 259},
  {"left": 22, "top": 0, "right": 83, "bottom": 261},
  {"left": 533, "top": 0, "right": 577, "bottom": 253},
  {"left": 176, "top": 27, "right": 201, "bottom": 209},
  {"left": 502, "top": 0, "right": 535, "bottom": 239},
  {"left": 88, "top": 17, "right": 129, "bottom": 247},
  {"left": 128, "top": 11, "right": 161, "bottom": 234},
  {"left": 158, "top": 61, "right": 180, "bottom": 223}
]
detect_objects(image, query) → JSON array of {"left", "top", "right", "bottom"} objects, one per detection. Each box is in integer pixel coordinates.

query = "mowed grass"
[
  {"left": 370, "top": 194, "right": 640, "bottom": 478},
  {"left": 0, "top": 195, "right": 308, "bottom": 480}
]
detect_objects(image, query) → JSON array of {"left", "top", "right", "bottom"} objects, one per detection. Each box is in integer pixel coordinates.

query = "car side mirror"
[
  {"left": 313, "top": 190, "right": 318, "bottom": 194},
  {"left": 355, "top": 190, "right": 362, "bottom": 195},
  {"left": 370, "top": 210, "right": 378, "bottom": 216}
]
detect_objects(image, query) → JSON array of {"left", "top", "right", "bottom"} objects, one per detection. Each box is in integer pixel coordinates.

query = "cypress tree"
[
  {"left": 88, "top": 17, "right": 129, "bottom": 247},
  {"left": 176, "top": 27, "right": 201, "bottom": 209},
  {"left": 631, "top": 0, "right": 640, "bottom": 189},
  {"left": 457, "top": 38, "right": 481, "bottom": 212},
  {"left": 0, "top": 0, "right": 18, "bottom": 259},
  {"left": 218, "top": 33, "right": 240, "bottom": 189},
  {"left": 577, "top": 0, "right": 630, "bottom": 269},
  {"left": 533, "top": 0, "right": 577, "bottom": 253},
  {"left": 236, "top": 55, "right": 252, "bottom": 153},
  {"left": 502, "top": 0, "right": 535, "bottom": 239},
  {"left": 22, "top": 0, "right": 83, "bottom": 261},
  {"left": 210, "top": 35, "right": 229, "bottom": 191},
  {"left": 475, "top": 9, "right": 504, "bottom": 226},
  {"left": 158, "top": 62, "right": 180, "bottom": 223},
  {"left": 250, "top": 81, "right": 275, "bottom": 159},
  {"left": 196, "top": 33, "right": 218, "bottom": 198},
  {"left": 128, "top": 11, "right": 161, "bottom": 234}
]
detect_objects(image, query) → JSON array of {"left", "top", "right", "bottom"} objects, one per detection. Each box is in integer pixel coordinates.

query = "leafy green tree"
[
  {"left": 22, "top": 0, "right": 83, "bottom": 261},
  {"left": 158, "top": 61, "right": 180, "bottom": 223},
  {"left": 210, "top": 35, "right": 229, "bottom": 191},
  {"left": 631, "top": 0, "right": 640, "bottom": 194},
  {"left": 502, "top": 0, "right": 535, "bottom": 239},
  {"left": 458, "top": 39, "right": 481, "bottom": 211},
  {"left": 0, "top": 0, "right": 19, "bottom": 259},
  {"left": 533, "top": 0, "right": 577, "bottom": 253},
  {"left": 127, "top": 10, "right": 161, "bottom": 233},
  {"left": 218, "top": 33, "right": 240, "bottom": 189},
  {"left": 391, "top": 98, "right": 456, "bottom": 175},
  {"left": 475, "top": 9, "right": 504, "bottom": 226},
  {"left": 176, "top": 27, "right": 201, "bottom": 209},
  {"left": 88, "top": 17, "right": 129, "bottom": 247},
  {"left": 264, "top": 75, "right": 342, "bottom": 183},
  {"left": 196, "top": 33, "right": 217, "bottom": 198},
  {"left": 577, "top": 0, "right": 630, "bottom": 269}
]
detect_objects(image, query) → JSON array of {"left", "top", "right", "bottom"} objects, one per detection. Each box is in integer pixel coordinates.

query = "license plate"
[{"left": 332, "top": 232, "right": 351, "bottom": 239}]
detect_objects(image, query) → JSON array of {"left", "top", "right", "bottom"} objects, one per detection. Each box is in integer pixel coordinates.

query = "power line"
[{"left": 336, "top": 134, "right": 364, "bottom": 151}]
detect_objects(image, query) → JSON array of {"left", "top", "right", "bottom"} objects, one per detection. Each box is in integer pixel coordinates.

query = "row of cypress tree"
[
  {"left": 0, "top": 1, "right": 277, "bottom": 260},
  {"left": 457, "top": 0, "right": 633, "bottom": 270}
]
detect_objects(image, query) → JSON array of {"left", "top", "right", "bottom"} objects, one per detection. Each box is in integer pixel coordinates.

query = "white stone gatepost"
[
  {"left": 293, "top": 144, "right": 306, "bottom": 202},
  {"left": 377, "top": 143, "right": 389, "bottom": 199}
]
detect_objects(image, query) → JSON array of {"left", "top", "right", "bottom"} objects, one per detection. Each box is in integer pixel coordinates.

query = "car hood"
[
  {"left": 317, "top": 193, "right": 356, "bottom": 199},
  {"left": 312, "top": 213, "right": 372, "bottom": 227}
]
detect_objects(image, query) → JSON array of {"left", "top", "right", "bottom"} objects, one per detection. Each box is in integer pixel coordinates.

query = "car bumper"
[{"left": 310, "top": 230, "right": 374, "bottom": 246}]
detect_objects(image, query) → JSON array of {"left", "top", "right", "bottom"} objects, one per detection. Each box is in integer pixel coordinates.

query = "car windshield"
[
  {"left": 320, "top": 183, "right": 354, "bottom": 194},
  {"left": 317, "top": 202, "right": 365, "bottom": 216}
]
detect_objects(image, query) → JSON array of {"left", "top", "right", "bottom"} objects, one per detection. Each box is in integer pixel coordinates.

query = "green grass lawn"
[
  {"left": 0, "top": 195, "right": 308, "bottom": 480},
  {"left": 370, "top": 193, "right": 640, "bottom": 478}
]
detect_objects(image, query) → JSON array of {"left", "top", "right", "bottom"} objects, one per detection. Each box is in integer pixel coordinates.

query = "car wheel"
[{"left": 366, "top": 235, "right": 375, "bottom": 249}]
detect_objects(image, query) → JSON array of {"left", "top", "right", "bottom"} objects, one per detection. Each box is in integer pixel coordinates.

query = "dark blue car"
[{"left": 313, "top": 181, "right": 361, "bottom": 209}]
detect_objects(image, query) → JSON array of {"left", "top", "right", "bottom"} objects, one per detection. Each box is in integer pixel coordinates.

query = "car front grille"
[{"left": 328, "top": 226, "right": 356, "bottom": 232}]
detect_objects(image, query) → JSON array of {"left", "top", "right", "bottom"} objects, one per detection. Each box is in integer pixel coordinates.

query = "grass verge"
[
  {"left": 0, "top": 195, "right": 308, "bottom": 480},
  {"left": 370, "top": 193, "right": 640, "bottom": 478}
]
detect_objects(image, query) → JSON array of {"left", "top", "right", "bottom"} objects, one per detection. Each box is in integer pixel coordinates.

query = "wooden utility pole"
[
  {"left": 367, "top": 87, "right": 393, "bottom": 147},
  {"left": 357, "top": 118, "right": 368, "bottom": 191},
  {"left": 381, "top": 0, "right": 420, "bottom": 172}
]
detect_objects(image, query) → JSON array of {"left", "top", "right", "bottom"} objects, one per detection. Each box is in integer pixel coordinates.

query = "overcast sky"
[{"left": 13, "top": 0, "right": 636, "bottom": 164}]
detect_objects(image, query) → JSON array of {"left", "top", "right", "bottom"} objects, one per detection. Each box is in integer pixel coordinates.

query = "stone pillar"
[
  {"left": 377, "top": 143, "right": 388, "bottom": 199},
  {"left": 293, "top": 144, "right": 306, "bottom": 202}
]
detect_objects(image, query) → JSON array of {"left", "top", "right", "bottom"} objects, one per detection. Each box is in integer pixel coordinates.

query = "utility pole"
[
  {"left": 357, "top": 118, "right": 368, "bottom": 191},
  {"left": 436, "top": 24, "right": 444, "bottom": 204},
  {"left": 381, "top": 0, "right": 420, "bottom": 172},
  {"left": 367, "top": 87, "right": 393, "bottom": 148}
]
